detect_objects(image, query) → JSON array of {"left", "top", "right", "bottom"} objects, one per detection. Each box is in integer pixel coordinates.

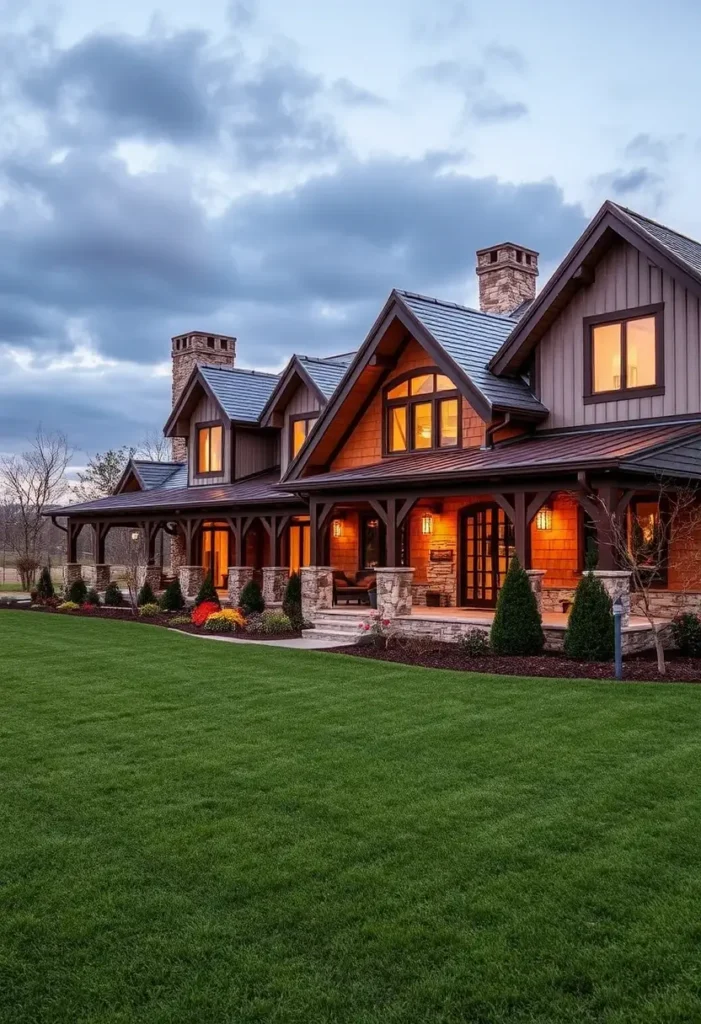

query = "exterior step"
[{"left": 302, "top": 628, "right": 358, "bottom": 645}]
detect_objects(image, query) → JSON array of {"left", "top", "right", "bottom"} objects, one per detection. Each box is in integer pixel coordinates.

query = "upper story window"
[
  {"left": 196, "top": 423, "right": 223, "bottom": 474},
  {"left": 290, "top": 414, "right": 318, "bottom": 459},
  {"left": 384, "top": 369, "right": 460, "bottom": 454},
  {"left": 584, "top": 303, "right": 664, "bottom": 404}
]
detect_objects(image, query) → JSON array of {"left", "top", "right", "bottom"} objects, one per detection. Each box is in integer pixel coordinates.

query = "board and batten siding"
[
  {"left": 536, "top": 239, "right": 701, "bottom": 429},
  {"left": 280, "top": 384, "right": 323, "bottom": 474},
  {"left": 188, "top": 393, "right": 229, "bottom": 486},
  {"left": 234, "top": 429, "right": 279, "bottom": 479}
]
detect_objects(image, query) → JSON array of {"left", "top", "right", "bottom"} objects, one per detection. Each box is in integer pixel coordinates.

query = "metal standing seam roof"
[
  {"left": 131, "top": 461, "right": 186, "bottom": 490},
  {"left": 54, "top": 471, "right": 298, "bottom": 516},
  {"left": 397, "top": 291, "right": 547, "bottom": 415},
  {"left": 293, "top": 422, "right": 701, "bottom": 489},
  {"left": 199, "top": 365, "right": 280, "bottom": 422},
  {"left": 618, "top": 205, "right": 701, "bottom": 279},
  {"left": 297, "top": 355, "right": 353, "bottom": 400}
]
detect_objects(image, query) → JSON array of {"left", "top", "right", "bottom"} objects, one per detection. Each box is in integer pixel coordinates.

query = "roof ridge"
[
  {"left": 132, "top": 459, "right": 184, "bottom": 467},
  {"left": 297, "top": 354, "right": 350, "bottom": 367},
  {"left": 201, "top": 365, "right": 280, "bottom": 379},
  {"left": 615, "top": 203, "right": 701, "bottom": 249},
  {"left": 397, "top": 288, "right": 516, "bottom": 322}
]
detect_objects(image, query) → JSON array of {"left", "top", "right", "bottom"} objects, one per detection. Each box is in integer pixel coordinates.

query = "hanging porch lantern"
[{"left": 535, "top": 504, "right": 553, "bottom": 531}]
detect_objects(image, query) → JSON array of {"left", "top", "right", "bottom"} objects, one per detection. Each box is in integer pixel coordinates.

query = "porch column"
[
  {"left": 592, "top": 570, "right": 632, "bottom": 626},
  {"left": 137, "top": 565, "right": 162, "bottom": 591},
  {"left": 300, "top": 566, "right": 333, "bottom": 621},
  {"left": 262, "top": 567, "right": 289, "bottom": 605},
  {"left": 95, "top": 564, "right": 111, "bottom": 590},
  {"left": 375, "top": 567, "right": 414, "bottom": 620},
  {"left": 62, "top": 562, "right": 83, "bottom": 588},
  {"left": 178, "top": 565, "right": 205, "bottom": 599},
  {"left": 228, "top": 566, "right": 255, "bottom": 607},
  {"left": 526, "top": 569, "right": 546, "bottom": 614}
]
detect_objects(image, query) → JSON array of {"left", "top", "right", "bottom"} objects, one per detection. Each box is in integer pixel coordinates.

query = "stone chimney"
[
  {"left": 475, "top": 243, "right": 539, "bottom": 315},
  {"left": 171, "top": 331, "right": 236, "bottom": 462}
]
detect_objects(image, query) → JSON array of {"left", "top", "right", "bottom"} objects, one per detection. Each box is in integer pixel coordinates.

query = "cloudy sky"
[{"left": 1, "top": 0, "right": 699, "bottom": 463}]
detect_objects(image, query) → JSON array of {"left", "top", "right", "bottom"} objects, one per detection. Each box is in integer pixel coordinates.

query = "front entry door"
[
  {"left": 461, "top": 504, "right": 515, "bottom": 607},
  {"left": 201, "top": 522, "right": 230, "bottom": 590}
]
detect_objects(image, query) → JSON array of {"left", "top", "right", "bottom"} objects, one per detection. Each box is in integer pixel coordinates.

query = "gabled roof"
[
  {"left": 288, "top": 421, "right": 701, "bottom": 492},
  {"left": 259, "top": 353, "right": 352, "bottom": 427},
  {"left": 397, "top": 291, "right": 546, "bottom": 415},
  {"left": 115, "top": 459, "right": 185, "bottom": 494},
  {"left": 297, "top": 354, "right": 353, "bottom": 399},
  {"left": 490, "top": 200, "right": 701, "bottom": 376},
  {"left": 199, "top": 365, "right": 279, "bottom": 422}
]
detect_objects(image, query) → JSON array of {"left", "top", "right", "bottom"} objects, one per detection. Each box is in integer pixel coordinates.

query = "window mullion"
[{"left": 621, "top": 321, "right": 628, "bottom": 391}]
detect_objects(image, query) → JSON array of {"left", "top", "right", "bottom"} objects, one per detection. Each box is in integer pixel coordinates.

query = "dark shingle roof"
[
  {"left": 298, "top": 355, "right": 352, "bottom": 399},
  {"left": 294, "top": 422, "right": 701, "bottom": 490},
  {"left": 200, "top": 366, "right": 279, "bottom": 422},
  {"left": 131, "top": 461, "right": 185, "bottom": 490},
  {"left": 618, "top": 205, "right": 701, "bottom": 278},
  {"left": 55, "top": 471, "right": 297, "bottom": 516},
  {"left": 397, "top": 291, "right": 546, "bottom": 415}
]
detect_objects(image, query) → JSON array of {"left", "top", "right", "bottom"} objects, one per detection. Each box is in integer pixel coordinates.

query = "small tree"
[
  {"left": 36, "top": 566, "right": 55, "bottom": 601},
  {"left": 282, "top": 571, "right": 303, "bottom": 629},
  {"left": 240, "top": 578, "right": 265, "bottom": 615},
  {"left": 563, "top": 570, "right": 614, "bottom": 661},
  {"left": 67, "top": 578, "right": 88, "bottom": 605},
  {"left": 86, "top": 587, "right": 101, "bottom": 607},
  {"left": 137, "top": 581, "right": 157, "bottom": 607},
  {"left": 195, "top": 573, "right": 220, "bottom": 608},
  {"left": 160, "top": 578, "right": 185, "bottom": 611},
  {"left": 490, "top": 554, "right": 544, "bottom": 656},
  {"left": 104, "top": 581, "right": 124, "bottom": 607}
]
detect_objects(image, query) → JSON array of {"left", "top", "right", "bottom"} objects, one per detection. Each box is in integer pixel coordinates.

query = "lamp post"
[{"left": 613, "top": 598, "right": 623, "bottom": 680}]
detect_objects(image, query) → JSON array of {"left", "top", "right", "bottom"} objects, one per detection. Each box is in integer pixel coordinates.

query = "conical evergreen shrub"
[
  {"left": 104, "top": 581, "right": 124, "bottom": 607},
  {"left": 282, "top": 571, "right": 303, "bottom": 629},
  {"left": 239, "top": 578, "right": 264, "bottom": 615},
  {"left": 86, "top": 587, "right": 101, "bottom": 607},
  {"left": 489, "top": 554, "right": 544, "bottom": 656},
  {"left": 67, "top": 578, "right": 88, "bottom": 605},
  {"left": 36, "top": 566, "right": 54, "bottom": 601},
  {"left": 195, "top": 573, "right": 220, "bottom": 608},
  {"left": 160, "top": 578, "right": 185, "bottom": 611},
  {"left": 137, "top": 581, "right": 157, "bottom": 607},
  {"left": 563, "top": 570, "right": 614, "bottom": 661}
]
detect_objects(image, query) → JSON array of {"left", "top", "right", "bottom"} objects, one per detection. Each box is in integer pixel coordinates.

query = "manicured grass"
[
  {"left": 2, "top": 612, "right": 701, "bottom": 1023},
  {"left": 0, "top": 582, "right": 23, "bottom": 592}
]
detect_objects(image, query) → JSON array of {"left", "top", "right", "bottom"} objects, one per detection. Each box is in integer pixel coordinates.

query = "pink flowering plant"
[{"left": 357, "top": 612, "right": 395, "bottom": 649}]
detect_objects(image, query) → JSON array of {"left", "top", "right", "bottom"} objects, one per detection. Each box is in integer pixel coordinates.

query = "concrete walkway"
[{"left": 170, "top": 629, "right": 350, "bottom": 650}]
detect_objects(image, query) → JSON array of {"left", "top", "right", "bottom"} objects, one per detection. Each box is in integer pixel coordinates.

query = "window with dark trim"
[
  {"left": 628, "top": 497, "right": 668, "bottom": 587},
  {"left": 290, "top": 414, "right": 319, "bottom": 459},
  {"left": 196, "top": 423, "right": 223, "bottom": 474},
  {"left": 584, "top": 303, "right": 664, "bottom": 404},
  {"left": 383, "top": 368, "right": 461, "bottom": 455}
]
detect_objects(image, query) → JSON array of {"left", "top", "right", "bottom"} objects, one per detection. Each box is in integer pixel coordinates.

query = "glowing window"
[
  {"left": 197, "top": 424, "right": 223, "bottom": 474},
  {"left": 587, "top": 308, "right": 661, "bottom": 399}
]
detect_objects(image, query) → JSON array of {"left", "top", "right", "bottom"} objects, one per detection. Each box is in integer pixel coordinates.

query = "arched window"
[{"left": 383, "top": 368, "right": 460, "bottom": 454}]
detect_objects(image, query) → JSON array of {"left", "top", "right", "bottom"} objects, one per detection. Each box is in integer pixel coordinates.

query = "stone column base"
[
  {"left": 526, "top": 569, "right": 546, "bottom": 614},
  {"left": 82, "top": 565, "right": 97, "bottom": 586},
  {"left": 137, "top": 565, "right": 162, "bottom": 591},
  {"left": 62, "top": 563, "right": 83, "bottom": 587},
  {"left": 592, "top": 570, "right": 632, "bottom": 625},
  {"left": 228, "top": 566, "right": 255, "bottom": 607},
  {"left": 300, "top": 566, "right": 333, "bottom": 621},
  {"left": 375, "top": 567, "right": 415, "bottom": 620},
  {"left": 262, "top": 566, "right": 289, "bottom": 605},
  {"left": 95, "top": 564, "right": 111, "bottom": 590},
  {"left": 178, "top": 565, "right": 205, "bottom": 599}
]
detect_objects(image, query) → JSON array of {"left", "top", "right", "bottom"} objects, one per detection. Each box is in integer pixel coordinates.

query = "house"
[{"left": 52, "top": 201, "right": 701, "bottom": 646}]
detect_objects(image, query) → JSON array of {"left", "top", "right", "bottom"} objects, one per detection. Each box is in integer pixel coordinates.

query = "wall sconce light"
[
  {"left": 131, "top": 531, "right": 140, "bottom": 541},
  {"left": 332, "top": 519, "right": 343, "bottom": 538},
  {"left": 421, "top": 512, "right": 434, "bottom": 535},
  {"left": 535, "top": 504, "right": 553, "bottom": 531}
]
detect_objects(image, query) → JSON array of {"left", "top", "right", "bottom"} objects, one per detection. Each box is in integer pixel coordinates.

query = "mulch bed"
[
  {"left": 328, "top": 641, "right": 701, "bottom": 683},
  {"left": 0, "top": 604, "right": 301, "bottom": 641}
]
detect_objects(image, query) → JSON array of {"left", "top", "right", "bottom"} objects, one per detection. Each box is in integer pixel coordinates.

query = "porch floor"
[{"left": 328, "top": 605, "right": 661, "bottom": 633}]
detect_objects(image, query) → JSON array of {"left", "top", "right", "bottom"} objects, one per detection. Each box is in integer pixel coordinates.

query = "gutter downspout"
[{"left": 483, "top": 413, "right": 511, "bottom": 450}]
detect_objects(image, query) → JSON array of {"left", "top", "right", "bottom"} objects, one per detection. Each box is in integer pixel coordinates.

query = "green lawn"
[
  {"left": 2, "top": 613, "right": 701, "bottom": 1023},
  {"left": 0, "top": 582, "right": 23, "bottom": 592}
]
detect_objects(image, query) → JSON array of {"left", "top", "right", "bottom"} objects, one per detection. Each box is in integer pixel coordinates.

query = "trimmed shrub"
[
  {"left": 137, "top": 581, "right": 156, "bottom": 607},
  {"left": 214, "top": 608, "right": 246, "bottom": 629},
  {"left": 170, "top": 614, "right": 192, "bottom": 626},
  {"left": 490, "top": 555, "right": 544, "bottom": 656},
  {"left": 457, "top": 628, "right": 490, "bottom": 657},
  {"left": 260, "top": 610, "right": 293, "bottom": 635},
  {"left": 191, "top": 600, "right": 220, "bottom": 627},
  {"left": 85, "top": 587, "right": 101, "bottom": 607},
  {"left": 671, "top": 612, "right": 701, "bottom": 657},
  {"left": 67, "top": 578, "right": 88, "bottom": 605},
  {"left": 160, "top": 578, "right": 185, "bottom": 612},
  {"left": 563, "top": 571, "right": 614, "bottom": 661},
  {"left": 57, "top": 601, "right": 80, "bottom": 612},
  {"left": 195, "top": 573, "right": 220, "bottom": 608},
  {"left": 244, "top": 612, "right": 264, "bottom": 634},
  {"left": 36, "top": 567, "right": 55, "bottom": 602},
  {"left": 138, "top": 603, "right": 160, "bottom": 618},
  {"left": 204, "top": 612, "right": 233, "bottom": 633},
  {"left": 240, "top": 579, "right": 264, "bottom": 615},
  {"left": 104, "top": 581, "right": 124, "bottom": 607},
  {"left": 282, "top": 571, "right": 303, "bottom": 630}
]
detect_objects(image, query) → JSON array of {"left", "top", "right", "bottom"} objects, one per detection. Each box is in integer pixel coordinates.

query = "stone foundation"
[
  {"left": 228, "top": 566, "right": 255, "bottom": 607},
  {"left": 541, "top": 587, "right": 576, "bottom": 613},
  {"left": 592, "top": 570, "right": 632, "bottom": 625},
  {"left": 170, "top": 532, "right": 186, "bottom": 574},
  {"left": 95, "top": 564, "right": 111, "bottom": 590},
  {"left": 300, "top": 566, "right": 333, "bottom": 620},
  {"left": 62, "top": 563, "right": 83, "bottom": 588},
  {"left": 631, "top": 590, "right": 701, "bottom": 618},
  {"left": 137, "top": 565, "right": 162, "bottom": 591},
  {"left": 526, "top": 570, "right": 546, "bottom": 614},
  {"left": 262, "top": 567, "right": 289, "bottom": 606},
  {"left": 375, "top": 567, "right": 414, "bottom": 619},
  {"left": 178, "top": 565, "right": 205, "bottom": 599},
  {"left": 82, "top": 565, "right": 97, "bottom": 586}
]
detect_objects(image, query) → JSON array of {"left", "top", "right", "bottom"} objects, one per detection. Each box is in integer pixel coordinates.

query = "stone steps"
[
  {"left": 301, "top": 628, "right": 358, "bottom": 645},
  {"left": 304, "top": 608, "right": 368, "bottom": 645}
]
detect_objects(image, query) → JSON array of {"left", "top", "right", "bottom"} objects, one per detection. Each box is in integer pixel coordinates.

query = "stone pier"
[
  {"left": 300, "top": 566, "right": 333, "bottom": 621},
  {"left": 137, "top": 565, "right": 162, "bottom": 592},
  {"left": 526, "top": 569, "right": 547, "bottom": 614},
  {"left": 178, "top": 565, "right": 206, "bottom": 600},
  {"left": 228, "top": 566, "right": 255, "bottom": 607},
  {"left": 592, "top": 570, "right": 632, "bottom": 625},
  {"left": 375, "top": 567, "right": 414, "bottom": 620},
  {"left": 62, "top": 563, "right": 83, "bottom": 588},
  {"left": 262, "top": 567, "right": 289, "bottom": 605}
]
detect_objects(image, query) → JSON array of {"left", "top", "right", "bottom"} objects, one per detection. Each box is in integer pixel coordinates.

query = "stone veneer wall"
[
  {"left": 171, "top": 333, "right": 236, "bottom": 463},
  {"left": 262, "top": 567, "right": 289, "bottom": 605},
  {"left": 476, "top": 245, "right": 538, "bottom": 314},
  {"left": 631, "top": 591, "right": 701, "bottom": 617},
  {"left": 300, "top": 566, "right": 333, "bottom": 620}
]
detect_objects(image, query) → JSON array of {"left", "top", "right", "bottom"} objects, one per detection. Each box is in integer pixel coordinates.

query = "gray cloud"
[
  {"left": 415, "top": 59, "right": 527, "bottom": 124},
  {"left": 609, "top": 167, "right": 664, "bottom": 196},
  {"left": 331, "top": 78, "right": 387, "bottom": 107},
  {"left": 624, "top": 132, "right": 682, "bottom": 165},
  {"left": 470, "top": 93, "right": 528, "bottom": 124},
  {"left": 483, "top": 43, "right": 527, "bottom": 75}
]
